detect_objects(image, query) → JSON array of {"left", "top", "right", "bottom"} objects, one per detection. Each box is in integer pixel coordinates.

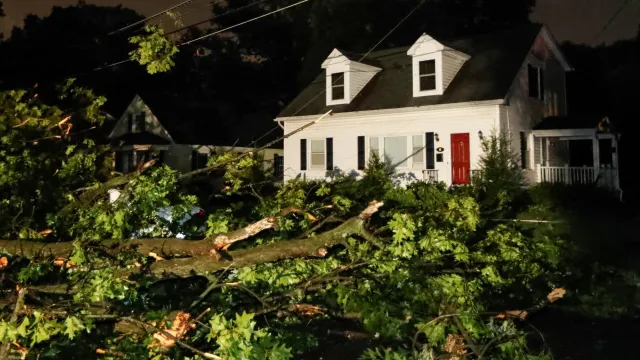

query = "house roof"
[
  {"left": 278, "top": 24, "right": 544, "bottom": 118},
  {"left": 534, "top": 116, "right": 609, "bottom": 130},
  {"left": 111, "top": 132, "right": 171, "bottom": 145},
  {"left": 135, "top": 94, "right": 282, "bottom": 148}
]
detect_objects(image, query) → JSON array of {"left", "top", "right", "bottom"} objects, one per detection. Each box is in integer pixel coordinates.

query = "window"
[
  {"left": 419, "top": 60, "right": 436, "bottom": 91},
  {"left": 192, "top": 151, "right": 209, "bottom": 170},
  {"left": 385, "top": 136, "right": 408, "bottom": 168},
  {"left": 331, "top": 73, "right": 345, "bottom": 100},
  {"left": 369, "top": 137, "right": 380, "bottom": 159},
  {"left": 310, "top": 139, "right": 325, "bottom": 169},
  {"left": 520, "top": 131, "right": 527, "bottom": 169},
  {"left": 528, "top": 64, "right": 544, "bottom": 100},
  {"left": 412, "top": 135, "right": 424, "bottom": 168},
  {"left": 137, "top": 113, "right": 146, "bottom": 132}
]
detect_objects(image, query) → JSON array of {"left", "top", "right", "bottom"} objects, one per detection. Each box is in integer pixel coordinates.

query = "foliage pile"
[{"left": 0, "top": 87, "right": 571, "bottom": 359}]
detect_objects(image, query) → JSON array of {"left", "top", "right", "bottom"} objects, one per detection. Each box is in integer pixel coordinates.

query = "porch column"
[
  {"left": 592, "top": 135, "right": 600, "bottom": 170},
  {"left": 528, "top": 133, "right": 535, "bottom": 170}
]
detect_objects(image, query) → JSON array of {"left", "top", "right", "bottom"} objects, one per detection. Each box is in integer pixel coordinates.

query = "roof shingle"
[{"left": 278, "top": 24, "right": 543, "bottom": 118}]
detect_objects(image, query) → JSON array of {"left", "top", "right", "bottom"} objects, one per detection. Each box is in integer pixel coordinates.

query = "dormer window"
[
  {"left": 322, "top": 49, "right": 381, "bottom": 106},
  {"left": 331, "top": 73, "right": 345, "bottom": 100},
  {"left": 419, "top": 60, "right": 436, "bottom": 91},
  {"left": 407, "top": 33, "right": 470, "bottom": 98}
]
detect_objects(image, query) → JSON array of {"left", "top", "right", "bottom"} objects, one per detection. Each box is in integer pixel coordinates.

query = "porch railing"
[
  {"left": 422, "top": 170, "right": 439, "bottom": 183},
  {"left": 536, "top": 165, "right": 616, "bottom": 187}
]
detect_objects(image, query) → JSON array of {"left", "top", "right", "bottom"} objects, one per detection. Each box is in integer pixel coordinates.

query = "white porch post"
[
  {"left": 536, "top": 163, "right": 541, "bottom": 183},
  {"left": 592, "top": 134, "right": 600, "bottom": 170},
  {"left": 564, "top": 164, "right": 570, "bottom": 184},
  {"left": 545, "top": 138, "right": 549, "bottom": 166},
  {"left": 612, "top": 135, "right": 620, "bottom": 190},
  {"left": 528, "top": 133, "right": 535, "bottom": 170}
]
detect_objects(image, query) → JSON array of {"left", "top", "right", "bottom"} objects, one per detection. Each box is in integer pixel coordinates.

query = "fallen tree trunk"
[{"left": 1, "top": 202, "right": 384, "bottom": 278}]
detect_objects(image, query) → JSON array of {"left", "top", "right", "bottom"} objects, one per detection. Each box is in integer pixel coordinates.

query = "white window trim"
[
  {"left": 412, "top": 52, "right": 443, "bottom": 97},
  {"left": 308, "top": 139, "right": 326, "bottom": 170},
  {"left": 528, "top": 60, "right": 545, "bottom": 101},
  {"left": 367, "top": 134, "right": 426, "bottom": 170},
  {"left": 326, "top": 71, "right": 350, "bottom": 106}
]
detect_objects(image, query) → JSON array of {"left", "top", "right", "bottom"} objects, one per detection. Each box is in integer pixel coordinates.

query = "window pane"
[
  {"left": 412, "top": 135, "right": 424, "bottom": 168},
  {"left": 420, "top": 75, "right": 436, "bottom": 91},
  {"left": 331, "top": 72, "right": 345, "bottom": 86},
  {"left": 311, "top": 154, "right": 325, "bottom": 167},
  {"left": 384, "top": 136, "right": 408, "bottom": 168},
  {"left": 332, "top": 86, "right": 345, "bottom": 100},
  {"left": 419, "top": 60, "right": 435, "bottom": 75},
  {"left": 528, "top": 65, "right": 539, "bottom": 98},
  {"left": 369, "top": 137, "right": 380, "bottom": 159},
  {"left": 310, "top": 140, "right": 324, "bottom": 152}
]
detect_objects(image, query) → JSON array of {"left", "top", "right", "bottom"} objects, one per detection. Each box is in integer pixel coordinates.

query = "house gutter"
[{"left": 275, "top": 99, "right": 505, "bottom": 122}]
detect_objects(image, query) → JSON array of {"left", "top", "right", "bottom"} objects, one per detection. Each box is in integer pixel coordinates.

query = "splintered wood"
[
  {"left": 213, "top": 217, "right": 277, "bottom": 251},
  {"left": 149, "top": 311, "right": 194, "bottom": 349},
  {"left": 359, "top": 201, "right": 384, "bottom": 219}
]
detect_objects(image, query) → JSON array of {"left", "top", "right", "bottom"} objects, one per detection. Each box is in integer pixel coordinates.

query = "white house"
[
  {"left": 109, "top": 94, "right": 284, "bottom": 175},
  {"left": 274, "top": 24, "right": 620, "bottom": 190}
]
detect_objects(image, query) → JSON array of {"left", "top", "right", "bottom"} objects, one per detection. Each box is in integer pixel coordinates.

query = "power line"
[
  {"left": 595, "top": 0, "right": 631, "bottom": 40},
  {"left": 165, "top": 0, "right": 272, "bottom": 38},
  {"left": 290, "top": 0, "right": 426, "bottom": 116},
  {"left": 108, "top": 0, "right": 196, "bottom": 36},
  {"left": 181, "top": 0, "right": 310, "bottom": 46},
  {"left": 90, "top": 0, "right": 308, "bottom": 73}
]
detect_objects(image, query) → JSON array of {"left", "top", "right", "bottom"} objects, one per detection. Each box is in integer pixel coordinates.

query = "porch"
[{"left": 531, "top": 116, "right": 620, "bottom": 191}]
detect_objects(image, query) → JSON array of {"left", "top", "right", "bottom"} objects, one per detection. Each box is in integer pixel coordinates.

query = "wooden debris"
[{"left": 547, "top": 288, "right": 566, "bottom": 303}]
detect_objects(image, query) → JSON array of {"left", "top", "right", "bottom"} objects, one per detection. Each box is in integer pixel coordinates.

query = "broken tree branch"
[
  {"left": 178, "top": 110, "right": 331, "bottom": 181},
  {"left": 151, "top": 201, "right": 384, "bottom": 277},
  {"left": 0, "top": 288, "right": 27, "bottom": 360},
  {"left": 0, "top": 201, "right": 384, "bottom": 279}
]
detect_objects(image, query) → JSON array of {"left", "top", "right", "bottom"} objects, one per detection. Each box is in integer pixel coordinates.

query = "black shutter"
[
  {"left": 326, "top": 138, "right": 334, "bottom": 171},
  {"left": 127, "top": 114, "right": 133, "bottom": 133},
  {"left": 300, "top": 139, "right": 307, "bottom": 171},
  {"left": 520, "top": 131, "right": 527, "bottom": 169},
  {"left": 158, "top": 150, "right": 165, "bottom": 165},
  {"left": 138, "top": 113, "right": 146, "bottom": 132},
  {"left": 191, "top": 150, "right": 198, "bottom": 170},
  {"left": 357, "top": 136, "right": 365, "bottom": 170},
  {"left": 528, "top": 65, "right": 538, "bottom": 98},
  {"left": 426, "top": 132, "right": 435, "bottom": 170},
  {"left": 539, "top": 68, "right": 545, "bottom": 100}
]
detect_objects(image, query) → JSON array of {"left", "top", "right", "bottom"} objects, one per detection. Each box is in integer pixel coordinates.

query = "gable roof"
[
  {"left": 278, "top": 24, "right": 544, "bottom": 118},
  {"left": 119, "top": 94, "right": 282, "bottom": 148}
]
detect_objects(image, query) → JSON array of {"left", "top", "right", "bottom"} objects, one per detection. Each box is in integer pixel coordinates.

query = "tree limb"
[
  {"left": 0, "top": 201, "right": 384, "bottom": 279},
  {"left": 151, "top": 201, "right": 383, "bottom": 277},
  {"left": 0, "top": 289, "right": 27, "bottom": 360},
  {"left": 178, "top": 111, "right": 331, "bottom": 181}
]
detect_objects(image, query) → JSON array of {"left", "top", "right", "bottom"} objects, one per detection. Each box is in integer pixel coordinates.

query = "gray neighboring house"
[{"left": 108, "top": 94, "right": 284, "bottom": 175}]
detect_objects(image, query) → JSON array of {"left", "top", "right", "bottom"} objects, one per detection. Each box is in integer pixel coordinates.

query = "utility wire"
[
  {"left": 181, "top": 0, "right": 310, "bottom": 46},
  {"left": 595, "top": 0, "right": 631, "bottom": 40},
  {"left": 290, "top": 0, "right": 426, "bottom": 116},
  {"left": 91, "top": 0, "right": 308, "bottom": 72},
  {"left": 165, "top": 0, "right": 272, "bottom": 38},
  {"left": 108, "top": 0, "right": 196, "bottom": 35},
  {"left": 255, "top": 0, "right": 426, "bottom": 149}
]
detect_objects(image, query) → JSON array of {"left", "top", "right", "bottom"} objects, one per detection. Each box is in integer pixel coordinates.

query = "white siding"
[
  {"left": 282, "top": 105, "right": 500, "bottom": 186},
  {"left": 503, "top": 30, "right": 570, "bottom": 183},
  {"left": 109, "top": 95, "right": 172, "bottom": 141},
  {"left": 349, "top": 62, "right": 380, "bottom": 102},
  {"left": 442, "top": 52, "right": 467, "bottom": 91}
]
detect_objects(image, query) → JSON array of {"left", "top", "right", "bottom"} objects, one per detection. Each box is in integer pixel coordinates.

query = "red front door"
[{"left": 451, "top": 133, "right": 470, "bottom": 185}]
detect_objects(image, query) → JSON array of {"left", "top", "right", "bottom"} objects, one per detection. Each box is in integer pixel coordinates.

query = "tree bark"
[{"left": 0, "top": 202, "right": 384, "bottom": 278}]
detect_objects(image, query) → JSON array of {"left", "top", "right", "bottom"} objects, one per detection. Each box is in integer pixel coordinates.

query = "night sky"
[{"left": 1, "top": 0, "right": 639, "bottom": 45}]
